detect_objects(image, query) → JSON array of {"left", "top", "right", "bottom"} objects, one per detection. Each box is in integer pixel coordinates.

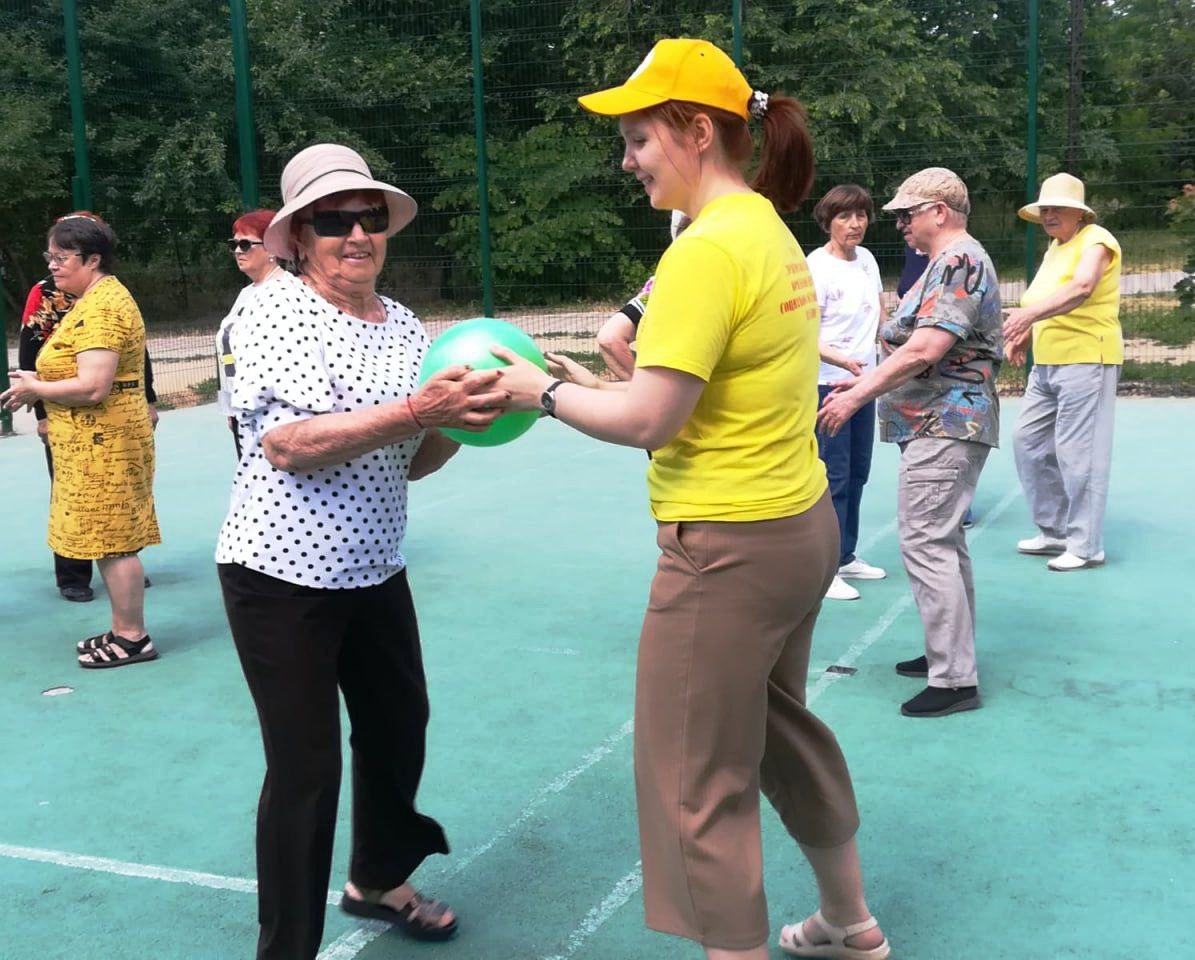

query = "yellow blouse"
[{"left": 36, "top": 276, "right": 160, "bottom": 559}]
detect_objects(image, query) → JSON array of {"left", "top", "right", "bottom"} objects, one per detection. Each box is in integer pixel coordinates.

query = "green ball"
[{"left": 418, "top": 317, "right": 548, "bottom": 447}]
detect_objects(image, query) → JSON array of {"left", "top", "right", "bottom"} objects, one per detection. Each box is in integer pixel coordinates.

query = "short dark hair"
[
  {"left": 48, "top": 215, "right": 118, "bottom": 272},
  {"left": 812, "top": 184, "right": 875, "bottom": 232}
]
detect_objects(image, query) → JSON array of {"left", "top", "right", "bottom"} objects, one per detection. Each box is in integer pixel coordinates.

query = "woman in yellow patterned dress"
[{"left": 2, "top": 214, "right": 160, "bottom": 668}]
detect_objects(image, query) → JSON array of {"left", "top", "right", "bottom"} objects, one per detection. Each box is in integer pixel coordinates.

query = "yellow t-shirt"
[
  {"left": 634, "top": 192, "right": 827, "bottom": 522},
  {"left": 1025, "top": 223, "right": 1123, "bottom": 364}
]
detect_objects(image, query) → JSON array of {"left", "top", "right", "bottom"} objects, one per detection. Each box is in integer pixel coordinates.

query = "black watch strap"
[{"left": 540, "top": 379, "right": 565, "bottom": 417}]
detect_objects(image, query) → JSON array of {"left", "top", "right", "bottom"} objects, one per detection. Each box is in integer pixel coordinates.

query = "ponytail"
[
  {"left": 647, "top": 94, "right": 815, "bottom": 214},
  {"left": 751, "top": 95, "right": 815, "bottom": 213}
]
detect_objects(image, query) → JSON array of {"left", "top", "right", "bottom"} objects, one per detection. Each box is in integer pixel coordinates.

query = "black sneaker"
[
  {"left": 59, "top": 585, "right": 95, "bottom": 603},
  {"left": 901, "top": 685, "right": 980, "bottom": 717},
  {"left": 895, "top": 655, "right": 928, "bottom": 677}
]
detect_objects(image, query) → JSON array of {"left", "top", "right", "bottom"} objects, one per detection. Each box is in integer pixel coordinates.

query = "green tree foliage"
[{"left": 1, "top": 0, "right": 1193, "bottom": 318}]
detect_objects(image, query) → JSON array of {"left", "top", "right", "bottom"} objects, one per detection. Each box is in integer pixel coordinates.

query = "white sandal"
[{"left": 779, "top": 909, "right": 890, "bottom": 959}]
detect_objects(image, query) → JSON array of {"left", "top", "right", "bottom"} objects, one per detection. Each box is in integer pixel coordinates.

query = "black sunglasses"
[
  {"left": 893, "top": 202, "right": 940, "bottom": 227},
  {"left": 226, "top": 238, "right": 264, "bottom": 253},
  {"left": 305, "top": 206, "right": 390, "bottom": 238}
]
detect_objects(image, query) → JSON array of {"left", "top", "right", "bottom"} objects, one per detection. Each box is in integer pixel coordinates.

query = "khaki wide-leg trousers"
[{"left": 635, "top": 491, "right": 861, "bottom": 950}]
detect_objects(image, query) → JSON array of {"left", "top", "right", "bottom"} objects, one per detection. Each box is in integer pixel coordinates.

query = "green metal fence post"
[
  {"left": 230, "top": 0, "right": 260, "bottom": 209},
  {"left": 1025, "top": 0, "right": 1039, "bottom": 283},
  {"left": 1, "top": 279, "right": 12, "bottom": 437},
  {"left": 1024, "top": 0, "right": 1040, "bottom": 371},
  {"left": 62, "top": 0, "right": 91, "bottom": 210},
  {"left": 732, "top": 0, "right": 743, "bottom": 67},
  {"left": 469, "top": 0, "right": 496, "bottom": 317}
]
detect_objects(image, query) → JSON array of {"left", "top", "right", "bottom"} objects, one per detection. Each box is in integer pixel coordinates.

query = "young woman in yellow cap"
[{"left": 496, "top": 38, "right": 888, "bottom": 960}]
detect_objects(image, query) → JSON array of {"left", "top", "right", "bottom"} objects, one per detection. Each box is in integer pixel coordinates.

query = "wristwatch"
[{"left": 540, "top": 379, "right": 566, "bottom": 417}]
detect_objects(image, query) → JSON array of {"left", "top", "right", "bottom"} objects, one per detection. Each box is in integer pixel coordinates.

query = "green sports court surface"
[{"left": 1, "top": 398, "right": 1192, "bottom": 959}]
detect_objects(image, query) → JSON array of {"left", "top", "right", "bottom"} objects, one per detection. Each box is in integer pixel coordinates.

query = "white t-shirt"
[
  {"left": 215, "top": 268, "right": 285, "bottom": 415},
  {"left": 215, "top": 272, "right": 429, "bottom": 588},
  {"left": 806, "top": 245, "right": 883, "bottom": 384}
]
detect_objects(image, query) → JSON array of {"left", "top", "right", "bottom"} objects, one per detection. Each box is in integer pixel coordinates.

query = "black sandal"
[
  {"left": 340, "top": 888, "right": 458, "bottom": 941},
  {"left": 77, "top": 631, "right": 114, "bottom": 654},
  {"left": 78, "top": 633, "right": 158, "bottom": 669}
]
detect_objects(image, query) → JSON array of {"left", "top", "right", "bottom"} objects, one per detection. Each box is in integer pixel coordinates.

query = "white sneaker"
[
  {"left": 1017, "top": 534, "right": 1067, "bottom": 556},
  {"left": 838, "top": 558, "right": 887, "bottom": 580},
  {"left": 1047, "top": 551, "right": 1105, "bottom": 571},
  {"left": 825, "top": 576, "right": 860, "bottom": 601}
]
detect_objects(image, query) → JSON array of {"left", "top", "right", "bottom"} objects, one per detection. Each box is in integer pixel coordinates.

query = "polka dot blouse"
[{"left": 215, "top": 272, "right": 428, "bottom": 588}]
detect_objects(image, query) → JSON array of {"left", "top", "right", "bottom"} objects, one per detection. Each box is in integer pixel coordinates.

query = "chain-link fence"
[{"left": 3, "top": 0, "right": 1193, "bottom": 412}]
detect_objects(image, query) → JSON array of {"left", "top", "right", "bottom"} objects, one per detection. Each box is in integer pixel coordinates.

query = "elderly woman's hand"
[
  {"left": 545, "top": 351, "right": 602, "bottom": 389},
  {"left": 491, "top": 346, "right": 554, "bottom": 412},
  {"left": 410, "top": 365, "right": 509, "bottom": 432},
  {"left": 1004, "top": 328, "right": 1032, "bottom": 367},
  {"left": 816, "top": 381, "right": 864, "bottom": 438},
  {"left": 1002, "top": 307, "right": 1037, "bottom": 343},
  {"left": 0, "top": 370, "right": 42, "bottom": 411}
]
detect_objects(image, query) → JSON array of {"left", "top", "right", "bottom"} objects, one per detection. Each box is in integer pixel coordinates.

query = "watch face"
[{"left": 540, "top": 390, "right": 554, "bottom": 411}]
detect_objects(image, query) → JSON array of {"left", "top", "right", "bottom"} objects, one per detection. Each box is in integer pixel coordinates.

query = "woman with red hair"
[
  {"left": 496, "top": 38, "right": 888, "bottom": 960},
  {"left": 217, "top": 209, "right": 281, "bottom": 457}
]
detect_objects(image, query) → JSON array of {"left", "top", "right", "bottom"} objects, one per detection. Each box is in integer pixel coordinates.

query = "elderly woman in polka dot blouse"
[{"left": 215, "top": 144, "right": 507, "bottom": 960}]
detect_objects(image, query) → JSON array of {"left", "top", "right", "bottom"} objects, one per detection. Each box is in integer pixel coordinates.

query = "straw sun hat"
[
  {"left": 263, "top": 143, "right": 417, "bottom": 260},
  {"left": 1018, "top": 173, "right": 1096, "bottom": 223}
]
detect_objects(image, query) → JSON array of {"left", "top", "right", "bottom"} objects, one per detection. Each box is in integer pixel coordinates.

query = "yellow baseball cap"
[{"left": 578, "top": 38, "right": 752, "bottom": 121}]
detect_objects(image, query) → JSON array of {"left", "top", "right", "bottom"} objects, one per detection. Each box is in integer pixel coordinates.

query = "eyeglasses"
[
  {"left": 303, "top": 206, "right": 390, "bottom": 238},
  {"left": 226, "top": 238, "right": 264, "bottom": 253},
  {"left": 42, "top": 251, "right": 81, "bottom": 266},
  {"left": 894, "top": 202, "right": 940, "bottom": 227}
]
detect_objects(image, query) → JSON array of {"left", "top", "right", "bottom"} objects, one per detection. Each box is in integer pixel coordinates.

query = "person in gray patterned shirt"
[{"left": 818, "top": 167, "right": 1002, "bottom": 719}]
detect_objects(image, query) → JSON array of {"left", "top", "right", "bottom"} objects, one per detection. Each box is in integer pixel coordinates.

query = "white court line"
[
  {"left": 0, "top": 842, "right": 349, "bottom": 908},
  {"left": 0, "top": 843, "right": 259, "bottom": 897},
  {"left": 541, "top": 863, "right": 645, "bottom": 960},
  {"left": 0, "top": 721, "right": 636, "bottom": 958},
  {"left": 518, "top": 646, "right": 581, "bottom": 656},
  {"left": 534, "top": 485, "right": 1023, "bottom": 959},
  {"left": 852, "top": 518, "right": 899, "bottom": 560},
  {"left": 314, "top": 719, "right": 635, "bottom": 960}
]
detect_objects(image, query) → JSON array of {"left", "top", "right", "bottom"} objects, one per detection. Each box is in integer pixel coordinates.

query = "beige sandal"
[{"left": 779, "top": 909, "right": 890, "bottom": 959}]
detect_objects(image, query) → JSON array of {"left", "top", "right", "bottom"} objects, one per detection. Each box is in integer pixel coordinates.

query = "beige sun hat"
[
  {"left": 1018, "top": 173, "right": 1096, "bottom": 223},
  {"left": 882, "top": 167, "right": 971, "bottom": 215},
  {"left": 263, "top": 144, "right": 417, "bottom": 259}
]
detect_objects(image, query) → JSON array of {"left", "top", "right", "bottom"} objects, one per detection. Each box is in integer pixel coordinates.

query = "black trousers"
[
  {"left": 43, "top": 442, "right": 91, "bottom": 589},
  {"left": 218, "top": 563, "right": 450, "bottom": 960}
]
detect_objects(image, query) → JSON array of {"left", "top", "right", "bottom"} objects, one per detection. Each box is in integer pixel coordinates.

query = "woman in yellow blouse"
[
  {"left": 1003, "top": 174, "right": 1121, "bottom": 571},
  {"left": 495, "top": 38, "right": 887, "bottom": 960},
  {"left": 2, "top": 214, "right": 160, "bottom": 667}
]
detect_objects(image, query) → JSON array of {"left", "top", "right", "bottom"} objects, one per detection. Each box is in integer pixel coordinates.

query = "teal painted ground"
[{"left": 0, "top": 399, "right": 1191, "bottom": 960}]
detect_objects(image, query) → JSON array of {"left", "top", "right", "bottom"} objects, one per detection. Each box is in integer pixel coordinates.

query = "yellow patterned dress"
[{"left": 36, "top": 276, "right": 161, "bottom": 559}]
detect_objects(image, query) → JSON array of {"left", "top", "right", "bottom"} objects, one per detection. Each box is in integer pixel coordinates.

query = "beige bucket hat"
[
  {"left": 1018, "top": 173, "right": 1096, "bottom": 223},
  {"left": 882, "top": 167, "right": 971, "bottom": 215},
  {"left": 263, "top": 144, "right": 417, "bottom": 259}
]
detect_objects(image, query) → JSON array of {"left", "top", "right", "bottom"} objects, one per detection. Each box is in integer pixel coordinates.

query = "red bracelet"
[{"left": 406, "top": 395, "right": 425, "bottom": 429}]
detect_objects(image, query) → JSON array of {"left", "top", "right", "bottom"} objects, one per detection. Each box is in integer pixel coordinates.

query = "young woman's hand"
[{"left": 491, "top": 347, "right": 553, "bottom": 412}]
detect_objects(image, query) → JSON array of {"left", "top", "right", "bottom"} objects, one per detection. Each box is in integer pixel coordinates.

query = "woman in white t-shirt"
[
  {"left": 216, "top": 208, "right": 282, "bottom": 458},
  {"left": 808, "top": 185, "right": 887, "bottom": 601}
]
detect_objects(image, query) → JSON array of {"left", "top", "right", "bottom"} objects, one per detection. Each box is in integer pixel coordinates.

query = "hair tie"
[{"left": 748, "top": 91, "right": 770, "bottom": 120}]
